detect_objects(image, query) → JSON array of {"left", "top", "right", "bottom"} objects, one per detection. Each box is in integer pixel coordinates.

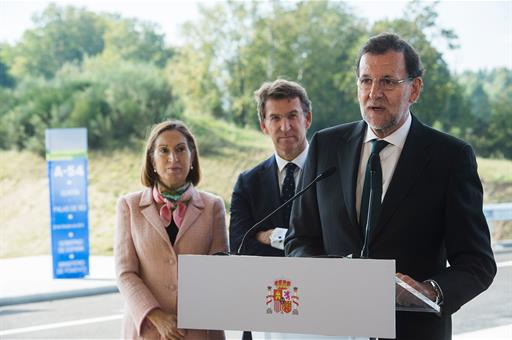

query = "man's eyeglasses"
[{"left": 357, "top": 76, "right": 412, "bottom": 91}]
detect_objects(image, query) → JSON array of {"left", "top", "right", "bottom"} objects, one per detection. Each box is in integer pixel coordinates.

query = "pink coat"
[{"left": 115, "top": 186, "right": 228, "bottom": 339}]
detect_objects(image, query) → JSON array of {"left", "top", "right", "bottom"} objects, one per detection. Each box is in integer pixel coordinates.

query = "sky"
[{"left": 0, "top": 0, "right": 511, "bottom": 73}]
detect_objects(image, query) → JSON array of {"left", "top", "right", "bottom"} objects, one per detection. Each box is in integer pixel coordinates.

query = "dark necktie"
[
  {"left": 360, "top": 139, "right": 389, "bottom": 257},
  {"left": 281, "top": 162, "right": 297, "bottom": 225}
]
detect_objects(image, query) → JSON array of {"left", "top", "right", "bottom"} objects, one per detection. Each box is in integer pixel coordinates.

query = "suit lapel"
[
  {"left": 338, "top": 121, "right": 366, "bottom": 229},
  {"left": 175, "top": 186, "right": 204, "bottom": 244},
  {"left": 261, "top": 156, "right": 283, "bottom": 225},
  {"left": 371, "top": 116, "right": 432, "bottom": 241},
  {"left": 139, "top": 188, "right": 173, "bottom": 250}
]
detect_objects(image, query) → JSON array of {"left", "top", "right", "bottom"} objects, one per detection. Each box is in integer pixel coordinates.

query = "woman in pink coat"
[{"left": 115, "top": 120, "right": 228, "bottom": 340}]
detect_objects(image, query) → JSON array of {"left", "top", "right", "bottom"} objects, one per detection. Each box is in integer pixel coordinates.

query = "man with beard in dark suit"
[{"left": 285, "top": 33, "right": 496, "bottom": 340}]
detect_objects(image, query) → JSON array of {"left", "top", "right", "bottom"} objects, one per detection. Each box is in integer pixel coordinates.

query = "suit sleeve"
[
  {"left": 208, "top": 197, "right": 229, "bottom": 255},
  {"left": 285, "top": 132, "right": 327, "bottom": 257},
  {"left": 229, "top": 173, "right": 281, "bottom": 255},
  {"left": 229, "top": 174, "right": 260, "bottom": 254},
  {"left": 434, "top": 144, "right": 497, "bottom": 315},
  {"left": 114, "top": 196, "right": 160, "bottom": 336}
]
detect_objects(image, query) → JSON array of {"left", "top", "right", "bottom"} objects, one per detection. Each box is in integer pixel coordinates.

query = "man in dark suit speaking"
[
  {"left": 285, "top": 33, "right": 496, "bottom": 340},
  {"left": 230, "top": 79, "right": 312, "bottom": 256}
]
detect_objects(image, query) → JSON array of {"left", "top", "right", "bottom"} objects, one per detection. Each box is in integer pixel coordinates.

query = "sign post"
[{"left": 45, "top": 128, "right": 89, "bottom": 279}]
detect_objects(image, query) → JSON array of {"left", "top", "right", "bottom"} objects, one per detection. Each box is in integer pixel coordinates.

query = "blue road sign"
[{"left": 46, "top": 129, "right": 89, "bottom": 279}]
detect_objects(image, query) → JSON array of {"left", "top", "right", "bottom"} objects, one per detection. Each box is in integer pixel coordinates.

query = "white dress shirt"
[
  {"left": 269, "top": 144, "right": 309, "bottom": 249},
  {"left": 275, "top": 144, "right": 309, "bottom": 192},
  {"left": 356, "top": 113, "right": 412, "bottom": 221}
]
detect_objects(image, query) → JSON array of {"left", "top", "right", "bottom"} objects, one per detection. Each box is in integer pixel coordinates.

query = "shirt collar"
[
  {"left": 364, "top": 112, "right": 412, "bottom": 149},
  {"left": 275, "top": 143, "right": 309, "bottom": 172}
]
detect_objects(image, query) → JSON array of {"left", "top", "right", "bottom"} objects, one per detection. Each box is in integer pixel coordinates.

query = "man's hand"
[
  {"left": 256, "top": 229, "right": 274, "bottom": 245},
  {"left": 147, "top": 308, "right": 186, "bottom": 340},
  {"left": 396, "top": 273, "right": 438, "bottom": 306}
]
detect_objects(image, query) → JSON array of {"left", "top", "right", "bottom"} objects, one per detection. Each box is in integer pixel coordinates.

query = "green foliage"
[
  {"left": 3, "top": 4, "right": 106, "bottom": 79},
  {"left": 165, "top": 3, "right": 230, "bottom": 118},
  {"left": 0, "top": 48, "right": 15, "bottom": 88},
  {"left": 168, "top": 1, "right": 365, "bottom": 130},
  {"left": 234, "top": 1, "right": 366, "bottom": 130},
  {"left": 371, "top": 1, "right": 471, "bottom": 133},
  {"left": 0, "top": 4, "right": 176, "bottom": 153},
  {"left": 458, "top": 68, "right": 512, "bottom": 158},
  {"left": 0, "top": 1, "right": 510, "bottom": 159},
  {"left": 0, "top": 58, "right": 175, "bottom": 154},
  {"left": 68, "top": 57, "right": 175, "bottom": 148},
  {"left": 2, "top": 4, "right": 172, "bottom": 80},
  {"left": 0, "top": 77, "right": 87, "bottom": 153},
  {"left": 102, "top": 16, "right": 172, "bottom": 67}
]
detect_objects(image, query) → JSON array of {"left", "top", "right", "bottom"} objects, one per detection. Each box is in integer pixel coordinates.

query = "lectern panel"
[{"left": 178, "top": 255, "right": 395, "bottom": 338}]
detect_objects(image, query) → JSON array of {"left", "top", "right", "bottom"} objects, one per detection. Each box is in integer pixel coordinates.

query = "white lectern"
[{"left": 178, "top": 255, "right": 396, "bottom": 338}]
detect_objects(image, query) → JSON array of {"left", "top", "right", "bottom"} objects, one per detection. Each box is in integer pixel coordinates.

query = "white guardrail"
[
  {"left": 483, "top": 203, "right": 512, "bottom": 222},
  {"left": 483, "top": 203, "right": 512, "bottom": 251}
]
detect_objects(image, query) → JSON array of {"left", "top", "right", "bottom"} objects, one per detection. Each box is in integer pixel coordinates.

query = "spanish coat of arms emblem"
[{"left": 266, "top": 279, "right": 299, "bottom": 315}]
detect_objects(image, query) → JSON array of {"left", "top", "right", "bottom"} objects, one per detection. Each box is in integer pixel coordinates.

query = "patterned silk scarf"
[{"left": 152, "top": 182, "right": 193, "bottom": 228}]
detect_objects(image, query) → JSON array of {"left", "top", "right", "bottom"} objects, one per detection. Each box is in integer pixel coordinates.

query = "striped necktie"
[{"left": 281, "top": 162, "right": 297, "bottom": 226}]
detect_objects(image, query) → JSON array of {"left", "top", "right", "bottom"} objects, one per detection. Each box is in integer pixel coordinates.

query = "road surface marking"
[
  {"left": 0, "top": 314, "right": 123, "bottom": 335},
  {"left": 497, "top": 260, "right": 512, "bottom": 268}
]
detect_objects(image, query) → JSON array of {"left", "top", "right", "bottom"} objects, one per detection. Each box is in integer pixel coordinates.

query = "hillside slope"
[{"left": 1, "top": 118, "right": 510, "bottom": 257}]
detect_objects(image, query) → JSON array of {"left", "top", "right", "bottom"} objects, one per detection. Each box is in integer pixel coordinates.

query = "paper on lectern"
[{"left": 395, "top": 276, "right": 441, "bottom": 315}]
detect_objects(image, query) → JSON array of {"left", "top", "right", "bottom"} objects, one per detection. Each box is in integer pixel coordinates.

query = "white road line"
[
  {"left": 497, "top": 260, "right": 512, "bottom": 268},
  {"left": 0, "top": 314, "right": 123, "bottom": 336}
]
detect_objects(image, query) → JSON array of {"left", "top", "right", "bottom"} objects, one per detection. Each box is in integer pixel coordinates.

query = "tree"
[
  {"left": 168, "top": 0, "right": 366, "bottom": 131},
  {"left": 0, "top": 46, "right": 16, "bottom": 88},
  {"left": 165, "top": 3, "right": 231, "bottom": 119},
  {"left": 231, "top": 1, "right": 366, "bottom": 130},
  {"left": 460, "top": 68, "right": 512, "bottom": 158},
  {"left": 0, "top": 3, "right": 178, "bottom": 153},
  {"left": 2, "top": 4, "right": 173, "bottom": 80},
  {"left": 3, "top": 4, "right": 106, "bottom": 79},
  {"left": 102, "top": 16, "right": 172, "bottom": 67},
  {"left": 57, "top": 56, "right": 176, "bottom": 149},
  {"left": 0, "top": 56, "right": 175, "bottom": 153}
]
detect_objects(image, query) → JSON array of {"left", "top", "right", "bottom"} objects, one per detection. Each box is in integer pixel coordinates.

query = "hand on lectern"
[
  {"left": 147, "top": 308, "right": 186, "bottom": 340},
  {"left": 396, "top": 272, "right": 437, "bottom": 306}
]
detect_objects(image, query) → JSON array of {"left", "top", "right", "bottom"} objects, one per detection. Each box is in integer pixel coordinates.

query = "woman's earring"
[
  {"left": 153, "top": 169, "right": 157, "bottom": 173},
  {"left": 190, "top": 165, "right": 194, "bottom": 170}
]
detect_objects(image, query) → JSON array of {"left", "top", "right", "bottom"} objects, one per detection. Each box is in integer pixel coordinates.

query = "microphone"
[{"left": 236, "top": 166, "right": 337, "bottom": 255}]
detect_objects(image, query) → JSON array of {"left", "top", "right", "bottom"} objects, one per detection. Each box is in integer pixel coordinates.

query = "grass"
[
  {"left": 1, "top": 117, "right": 511, "bottom": 257},
  {"left": 477, "top": 157, "right": 512, "bottom": 203}
]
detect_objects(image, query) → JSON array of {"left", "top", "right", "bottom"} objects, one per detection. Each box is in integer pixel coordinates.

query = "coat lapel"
[
  {"left": 338, "top": 121, "right": 366, "bottom": 230},
  {"left": 371, "top": 116, "right": 432, "bottom": 241},
  {"left": 139, "top": 188, "right": 173, "bottom": 250},
  {"left": 174, "top": 186, "right": 204, "bottom": 244},
  {"left": 260, "top": 156, "right": 283, "bottom": 225}
]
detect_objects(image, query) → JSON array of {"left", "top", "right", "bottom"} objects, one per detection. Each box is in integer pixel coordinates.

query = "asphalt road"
[
  {"left": 1, "top": 253, "right": 510, "bottom": 339},
  {"left": 452, "top": 251, "right": 512, "bottom": 334}
]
